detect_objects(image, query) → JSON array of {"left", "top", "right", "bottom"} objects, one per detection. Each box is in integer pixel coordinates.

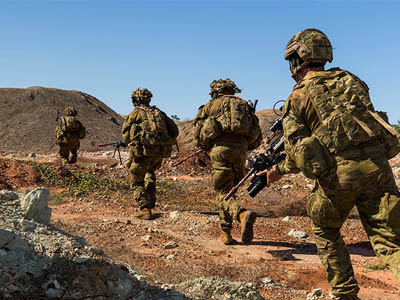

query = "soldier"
[
  {"left": 122, "top": 88, "right": 179, "bottom": 220},
  {"left": 193, "top": 78, "right": 262, "bottom": 245},
  {"left": 55, "top": 106, "right": 86, "bottom": 165},
  {"left": 258, "top": 28, "right": 400, "bottom": 299}
]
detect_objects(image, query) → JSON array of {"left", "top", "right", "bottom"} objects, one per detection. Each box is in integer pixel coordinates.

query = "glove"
[{"left": 256, "top": 165, "right": 283, "bottom": 187}]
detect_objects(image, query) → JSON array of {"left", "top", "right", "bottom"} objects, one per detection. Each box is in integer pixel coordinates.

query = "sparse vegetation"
[
  {"left": 48, "top": 194, "right": 67, "bottom": 205},
  {"left": 365, "top": 264, "right": 386, "bottom": 271},
  {"left": 171, "top": 114, "right": 181, "bottom": 122},
  {"left": 31, "top": 162, "right": 130, "bottom": 197}
]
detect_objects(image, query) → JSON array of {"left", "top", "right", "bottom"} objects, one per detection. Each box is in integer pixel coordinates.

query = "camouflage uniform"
[
  {"left": 122, "top": 88, "right": 179, "bottom": 218},
  {"left": 278, "top": 29, "right": 400, "bottom": 299},
  {"left": 194, "top": 78, "right": 262, "bottom": 244},
  {"left": 55, "top": 106, "right": 86, "bottom": 165}
]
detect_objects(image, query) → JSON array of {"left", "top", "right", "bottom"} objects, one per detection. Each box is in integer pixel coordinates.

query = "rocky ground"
[{"left": 0, "top": 149, "right": 399, "bottom": 299}]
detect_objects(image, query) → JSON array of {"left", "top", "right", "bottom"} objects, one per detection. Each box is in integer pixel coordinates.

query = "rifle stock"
[
  {"left": 172, "top": 149, "right": 203, "bottom": 167},
  {"left": 224, "top": 168, "right": 255, "bottom": 200}
]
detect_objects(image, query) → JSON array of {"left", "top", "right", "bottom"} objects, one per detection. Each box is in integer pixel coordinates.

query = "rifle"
[
  {"left": 98, "top": 141, "right": 127, "bottom": 165},
  {"left": 248, "top": 99, "right": 258, "bottom": 112},
  {"left": 50, "top": 110, "right": 61, "bottom": 150},
  {"left": 224, "top": 114, "right": 286, "bottom": 200},
  {"left": 172, "top": 149, "right": 203, "bottom": 167}
]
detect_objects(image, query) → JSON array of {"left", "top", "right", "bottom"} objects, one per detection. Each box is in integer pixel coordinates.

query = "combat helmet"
[
  {"left": 209, "top": 78, "right": 241, "bottom": 99},
  {"left": 131, "top": 88, "right": 153, "bottom": 105},
  {"left": 285, "top": 28, "right": 333, "bottom": 76},
  {"left": 64, "top": 106, "right": 77, "bottom": 116}
]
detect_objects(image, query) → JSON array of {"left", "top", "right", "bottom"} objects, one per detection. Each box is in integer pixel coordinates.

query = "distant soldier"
[
  {"left": 258, "top": 28, "right": 400, "bottom": 299},
  {"left": 122, "top": 88, "right": 179, "bottom": 220},
  {"left": 193, "top": 78, "right": 262, "bottom": 245},
  {"left": 55, "top": 106, "right": 86, "bottom": 165}
]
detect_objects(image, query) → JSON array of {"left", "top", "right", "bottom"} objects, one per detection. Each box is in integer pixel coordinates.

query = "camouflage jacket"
[{"left": 278, "top": 67, "right": 382, "bottom": 175}]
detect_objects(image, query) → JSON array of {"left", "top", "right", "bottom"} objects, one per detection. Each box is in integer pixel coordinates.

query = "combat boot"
[
  {"left": 133, "top": 208, "right": 153, "bottom": 220},
  {"left": 220, "top": 228, "right": 233, "bottom": 245},
  {"left": 239, "top": 211, "right": 257, "bottom": 244}
]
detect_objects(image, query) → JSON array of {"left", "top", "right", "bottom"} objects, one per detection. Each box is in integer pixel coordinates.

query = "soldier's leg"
[
  {"left": 210, "top": 146, "right": 240, "bottom": 230},
  {"left": 69, "top": 144, "right": 79, "bottom": 164},
  {"left": 210, "top": 146, "right": 248, "bottom": 245},
  {"left": 232, "top": 151, "right": 257, "bottom": 244},
  {"left": 309, "top": 179, "right": 360, "bottom": 298},
  {"left": 356, "top": 158, "right": 400, "bottom": 283},
  {"left": 144, "top": 157, "right": 163, "bottom": 209},
  {"left": 129, "top": 157, "right": 150, "bottom": 210},
  {"left": 58, "top": 144, "right": 70, "bottom": 165}
]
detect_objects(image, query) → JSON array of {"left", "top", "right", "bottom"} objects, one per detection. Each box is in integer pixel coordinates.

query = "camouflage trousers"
[
  {"left": 58, "top": 140, "right": 80, "bottom": 164},
  {"left": 210, "top": 145, "right": 247, "bottom": 230},
  {"left": 308, "top": 154, "right": 400, "bottom": 298},
  {"left": 129, "top": 153, "right": 162, "bottom": 210}
]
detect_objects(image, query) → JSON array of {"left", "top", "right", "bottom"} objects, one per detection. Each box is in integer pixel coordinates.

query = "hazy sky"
[{"left": 1, "top": 0, "right": 399, "bottom": 122}]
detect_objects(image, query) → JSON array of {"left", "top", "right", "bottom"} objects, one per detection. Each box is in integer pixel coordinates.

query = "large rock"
[
  {"left": 20, "top": 188, "right": 52, "bottom": 224},
  {"left": 0, "top": 229, "right": 30, "bottom": 251}
]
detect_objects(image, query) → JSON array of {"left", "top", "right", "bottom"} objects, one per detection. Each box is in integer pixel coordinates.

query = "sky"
[{"left": 1, "top": 0, "right": 400, "bottom": 122}]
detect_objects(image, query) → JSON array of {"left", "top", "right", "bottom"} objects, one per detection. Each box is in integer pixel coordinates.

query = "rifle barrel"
[
  {"left": 98, "top": 142, "right": 118, "bottom": 147},
  {"left": 172, "top": 149, "right": 203, "bottom": 167}
]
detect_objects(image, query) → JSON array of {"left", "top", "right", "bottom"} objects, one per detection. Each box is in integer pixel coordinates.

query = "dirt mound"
[
  {"left": 0, "top": 86, "right": 277, "bottom": 155},
  {"left": 0, "top": 86, "right": 125, "bottom": 153}
]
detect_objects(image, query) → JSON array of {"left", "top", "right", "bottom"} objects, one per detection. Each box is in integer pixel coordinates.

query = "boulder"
[{"left": 20, "top": 188, "right": 52, "bottom": 224}]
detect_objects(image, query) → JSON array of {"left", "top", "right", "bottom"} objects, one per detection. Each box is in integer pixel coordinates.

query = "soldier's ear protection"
[{"left": 288, "top": 52, "right": 304, "bottom": 71}]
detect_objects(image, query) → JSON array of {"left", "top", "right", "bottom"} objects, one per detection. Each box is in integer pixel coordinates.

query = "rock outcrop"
[{"left": 0, "top": 189, "right": 265, "bottom": 299}]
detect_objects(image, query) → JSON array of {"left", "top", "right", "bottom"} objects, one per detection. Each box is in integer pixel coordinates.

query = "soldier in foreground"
[
  {"left": 122, "top": 88, "right": 179, "bottom": 220},
  {"left": 55, "top": 106, "right": 86, "bottom": 165},
  {"left": 257, "top": 28, "right": 400, "bottom": 299},
  {"left": 193, "top": 78, "right": 262, "bottom": 245}
]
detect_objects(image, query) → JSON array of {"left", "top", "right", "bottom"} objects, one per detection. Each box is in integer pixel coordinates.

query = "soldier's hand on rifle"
[{"left": 256, "top": 165, "right": 283, "bottom": 187}]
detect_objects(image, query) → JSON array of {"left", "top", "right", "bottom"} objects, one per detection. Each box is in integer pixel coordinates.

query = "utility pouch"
[
  {"left": 200, "top": 116, "right": 221, "bottom": 149},
  {"left": 295, "top": 135, "right": 334, "bottom": 179}
]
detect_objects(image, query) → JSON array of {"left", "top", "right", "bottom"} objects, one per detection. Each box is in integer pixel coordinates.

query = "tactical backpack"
[
  {"left": 56, "top": 116, "right": 85, "bottom": 142},
  {"left": 304, "top": 68, "right": 400, "bottom": 159},
  {"left": 217, "top": 95, "right": 251, "bottom": 136},
  {"left": 133, "top": 106, "right": 176, "bottom": 157}
]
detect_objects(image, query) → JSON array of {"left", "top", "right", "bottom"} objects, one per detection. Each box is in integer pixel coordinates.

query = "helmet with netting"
[
  {"left": 64, "top": 106, "right": 77, "bottom": 116},
  {"left": 209, "top": 78, "right": 241, "bottom": 99},
  {"left": 285, "top": 28, "right": 333, "bottom": 76},
  {"left": 131, "top": 88, "right": 153, "bottom": 105}
]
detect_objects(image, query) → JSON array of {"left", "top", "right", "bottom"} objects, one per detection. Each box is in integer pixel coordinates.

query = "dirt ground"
[{"left": 1, "top": 151, "right": 399, "bottom": 300}]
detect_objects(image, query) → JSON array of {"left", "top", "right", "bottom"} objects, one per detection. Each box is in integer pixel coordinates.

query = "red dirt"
[{"left": 1, "top": 153, "right": 399, "bottom": 299}]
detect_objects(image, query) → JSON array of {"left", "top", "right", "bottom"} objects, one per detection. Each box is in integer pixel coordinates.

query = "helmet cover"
[
  {"left": 209, "top": 78, "right": 241, "bottom": 99},
  {"left": 285, "top": 28, "right": 333, "bottom": 75},
  {"left": 64, "top": 106, "right": 77, "bottom": 116},
  {"left": 131, "top": 88, "right": 153, "bottom": 105}
]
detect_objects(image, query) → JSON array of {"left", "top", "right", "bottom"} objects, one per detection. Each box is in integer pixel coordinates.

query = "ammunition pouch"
[
  {"left": 295, "top": 135, "right": 334, "bottom": 179},
  {"left": 199, "top": 117, "right": 221, "bottom": 150}
]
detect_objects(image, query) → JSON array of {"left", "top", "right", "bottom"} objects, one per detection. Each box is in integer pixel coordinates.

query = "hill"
[
  {"left": 0, "top": 86, "right": 279, "bottom": 153},
  {"left": 0, "top": 86, "right": 125, "bottom": 153}
]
